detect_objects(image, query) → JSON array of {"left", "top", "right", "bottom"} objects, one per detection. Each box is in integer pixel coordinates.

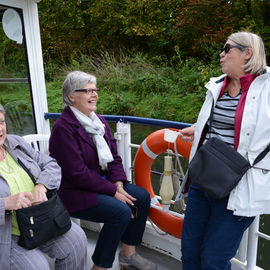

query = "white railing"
[{"left": 42, "top": 113, "right": 269, "bottom": 269}]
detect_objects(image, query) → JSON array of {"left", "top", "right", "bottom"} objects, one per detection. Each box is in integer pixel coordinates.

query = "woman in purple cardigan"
[{"left": 49, "top": 71, "right": 156, "bottom": 270}]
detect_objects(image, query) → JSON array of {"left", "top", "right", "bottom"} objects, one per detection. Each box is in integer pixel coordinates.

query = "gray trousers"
[{"left": 10, "top": 222, "right": 87, "bottom": 270}]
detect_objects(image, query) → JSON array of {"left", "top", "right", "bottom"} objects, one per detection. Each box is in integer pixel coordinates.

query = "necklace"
[{"left": 0, "top": 148, "right": 14, "bottom": 174}]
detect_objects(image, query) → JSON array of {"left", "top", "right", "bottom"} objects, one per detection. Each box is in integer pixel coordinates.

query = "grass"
[
  {"left": 1, "top": 50, "right": 221, "bottom": 124},
  {"left": 43, "top": 51, "right": 221, "bottom": 123}
]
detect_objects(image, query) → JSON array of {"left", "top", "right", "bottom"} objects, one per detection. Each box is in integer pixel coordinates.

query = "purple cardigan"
[{"left": 49, "top": 107, "right": 128, "bottom": 212}]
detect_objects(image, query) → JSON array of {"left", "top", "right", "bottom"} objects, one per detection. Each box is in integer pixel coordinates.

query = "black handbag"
[
  {"left": 189, "top": 102, "right": 270, "bottom": 199},
  {"left": 16, "top": 159, "right": 71, "bottom": 250}
]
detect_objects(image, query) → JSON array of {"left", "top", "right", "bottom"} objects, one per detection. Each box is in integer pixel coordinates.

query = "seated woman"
[
  {"left": 49, "top": 70, "right": 157, "bottom": 270},
  {"left": 0, "top": 104, "right": 87, "bottom": 270}
]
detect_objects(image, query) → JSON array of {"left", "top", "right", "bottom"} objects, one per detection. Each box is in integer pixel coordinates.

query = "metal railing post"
[
  {"left": 114, "top": 122, "right": 132, "bottom": 181},
  {"left": 247, "top": 216, "right": 260, "bottom": 270},
  {"left": 236, "top": 230, "right": 248, "bottom": 263}
]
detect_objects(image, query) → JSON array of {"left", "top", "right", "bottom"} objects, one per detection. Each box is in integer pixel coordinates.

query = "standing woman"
[
  {"left": 49, "top": 71, "right": 157, "bottom": 270},
  {"left": 0, "top": 104, "right": 88, "bottom": 270},
  {"left": 179, "top": 32, "right": 270, "bottom": 269}
]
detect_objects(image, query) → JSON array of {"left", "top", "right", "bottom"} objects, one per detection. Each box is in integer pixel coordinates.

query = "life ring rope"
[{"left": 150, "top": 196, "right": 159, "bottom": 205}]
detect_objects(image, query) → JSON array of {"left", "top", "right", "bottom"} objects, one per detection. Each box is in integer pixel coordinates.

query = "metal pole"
[
  {"left": 237, "top": 230, "right": 248, "bottom": 263},
  {"left": 246, "top": 216, "right": 260, "bottom": 270},
  {"left": 115, "top": 122, "right": 132, "bottom": 181}
]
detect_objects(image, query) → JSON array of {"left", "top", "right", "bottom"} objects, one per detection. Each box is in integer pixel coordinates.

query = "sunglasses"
[{"left": 222, "top": 43, "right": 246, "bottom": 54}]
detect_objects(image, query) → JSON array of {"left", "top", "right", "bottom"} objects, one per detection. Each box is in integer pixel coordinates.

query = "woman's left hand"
[
  {"left": 114, "top": 186, "right": 137, "bottom": 218},
  {"left": 116, "top": 185, "right": 136, "bottom": 203},
  {"left": 31, "top": 184, "right": 48, "bottom": 205},
  {"left": 114, "top": 181, "right": 136, "bottom": 204}
]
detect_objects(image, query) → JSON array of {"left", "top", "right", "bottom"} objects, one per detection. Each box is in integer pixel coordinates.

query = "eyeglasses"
[
  {"left": 222, "top": 43, "right": 246, "bottom": 54},
  {"left": 74, "top": 88, "right": 100, "bottom": 94}
]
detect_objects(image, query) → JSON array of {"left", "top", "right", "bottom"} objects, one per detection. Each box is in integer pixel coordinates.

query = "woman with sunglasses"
[
  {"left": 49, "top": 71, "right": 157, "bottom": 270},
  {"left": 178, "top": 31, "right": 270, "bottom": 270}
]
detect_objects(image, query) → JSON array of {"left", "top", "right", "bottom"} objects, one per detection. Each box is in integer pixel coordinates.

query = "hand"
[
  {"left": 114, "top": 181, "right": 137, "bottom": 217},
  {"left": 31, "top": 184, "right": 48, "bottom": 205},
  {"left": 114, "top": 187, "right": 136, "bottom": 205},
  {"left": 4, "top": 192, "right": 34, "bottom": 210},
  {"left": 114, "top": 190, "right": 137, "bottom": 219},
  {"left": 178, "top": 126, "right": 195, "bottom": 142}
]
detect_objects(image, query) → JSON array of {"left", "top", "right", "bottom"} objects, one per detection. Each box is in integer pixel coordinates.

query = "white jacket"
[{"left": 190, "top": 69, "right": 270, "bottom": 216}]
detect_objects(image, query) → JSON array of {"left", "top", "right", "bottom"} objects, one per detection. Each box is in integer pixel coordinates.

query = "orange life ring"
[{"left": 134, "top": 128, "right": 192, "bottom": 239}]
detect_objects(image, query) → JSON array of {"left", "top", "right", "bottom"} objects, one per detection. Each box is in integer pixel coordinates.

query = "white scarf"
[{"left": 70, "top": 106, "right": 113, "bottom": 170}]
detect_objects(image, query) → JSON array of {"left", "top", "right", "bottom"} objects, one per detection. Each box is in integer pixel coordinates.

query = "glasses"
[
  {"left": 74, "top": 88, "right": 100, "bottom": 94},
  {"left": 222, "top": 43, "right": 246, "bottom": 54}
]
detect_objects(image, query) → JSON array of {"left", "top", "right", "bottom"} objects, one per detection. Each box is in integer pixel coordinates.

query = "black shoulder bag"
[
  {"left": 16, "top": 159, "right": 72, "bottom": 250},
  {"left": 189, "top": 101, "right": 270, "bottom": 199}
]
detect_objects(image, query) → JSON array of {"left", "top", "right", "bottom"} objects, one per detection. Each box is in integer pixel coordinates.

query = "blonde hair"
[{"left": 228, "top": 31, "right": 266, "bottom": 75}]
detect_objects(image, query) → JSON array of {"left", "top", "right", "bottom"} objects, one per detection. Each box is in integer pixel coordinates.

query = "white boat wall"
[{"left": 0, "top": 0, "right": 268, "bottom": 269}]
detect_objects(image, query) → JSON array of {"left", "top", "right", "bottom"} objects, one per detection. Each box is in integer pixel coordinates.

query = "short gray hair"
[
  {"left": 0, "top": 104, "right": 5, "bottom": 114},
  {"left": 228, "top": 31, "right": 266, "bottom": 75},
  {"left": 62, "top": 70, "right": 97, "bottom": 108}
]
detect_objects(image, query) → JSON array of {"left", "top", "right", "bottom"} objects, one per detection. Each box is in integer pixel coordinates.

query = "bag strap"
[
  {"left": 17, "top": 158, "right": 56, "bottom": 197},
  {"left": 17, "top": 158, "right": 36, "bottom": 184},
  {"left": 252, "top": 143, "right": 270, "bottom": 166},
  {"left": 208, "top": 100, "right": 270, "bottom": 166},
  {"left": 207, "top": 101, "right": 215, "bottom": 139}
]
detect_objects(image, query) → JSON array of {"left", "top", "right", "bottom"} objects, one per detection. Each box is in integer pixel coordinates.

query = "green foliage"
[
  {"left": 0, "top": 83, "right": 31, "bottom": 107},
  {"left": 45, "top": 51, "right": 220, "bottom": 123},
  {"left": 173, "top": 0, "right": 270, "bottom": 60},
  {"left": 3, "top": 0, "right": 270, "bottom": 67},
  {"left": 39, "top": 0, "right": 270, "bottom": 62},
  {"left": 46, "top": 80, "right": 63, "bottom": 112}
]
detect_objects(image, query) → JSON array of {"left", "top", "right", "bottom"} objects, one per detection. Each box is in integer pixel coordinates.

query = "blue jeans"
[
  {"left": 181, "top": 184, "right": 255, "bottom": 270},
  {"left": 71, "top": 183, "right": 150, "bottom": 268}
]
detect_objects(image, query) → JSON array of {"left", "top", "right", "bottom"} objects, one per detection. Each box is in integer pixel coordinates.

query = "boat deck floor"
[{"left": 84, "top": 229, "right": 182, "bottom": 270}]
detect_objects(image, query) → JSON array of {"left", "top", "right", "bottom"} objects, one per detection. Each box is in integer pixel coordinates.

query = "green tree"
[
  {"left": 37, "top": 0, "right": 270, "bottom": 64},
  {"left": 38, "top": 0, "right": 183, "bottom": 61},
  {"left": 39, "top": 0, "right": 85, "bottom": 61},
  {"left": 173, "top": 0, "right": 270, "bottom": 60}
]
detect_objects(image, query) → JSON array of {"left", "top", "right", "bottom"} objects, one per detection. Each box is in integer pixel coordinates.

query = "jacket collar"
[
  {"left": 218, "top": 73, "right": 259, "bottom": 98},
  {"left": 60, "top": 106, "right": 82, "bottom": 127},
  {"left": 3, "top": 135, "right": 26, "bottom": 164},
  {"left": 205, "top": 74, "right": 225, "bottom": 101},
  {"left": 4, "top": 135, "right": 20, "bottom": 152},
  {"left": 59, "top": 107, "right": 104, "bottom": 148}
]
